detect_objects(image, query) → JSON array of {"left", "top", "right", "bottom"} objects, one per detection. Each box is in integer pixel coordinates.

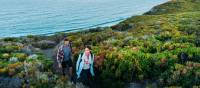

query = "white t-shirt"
[{"left": 82, "top": 54, "right": 91, "bottom": 70}]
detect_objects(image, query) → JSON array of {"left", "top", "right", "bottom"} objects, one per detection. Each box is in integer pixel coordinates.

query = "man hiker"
[
  {"left": 76, "top": 45, "right": 95, "bottom": 88},
  {"left": 57, "top": 38, "right": 73, "bottom": 82}
]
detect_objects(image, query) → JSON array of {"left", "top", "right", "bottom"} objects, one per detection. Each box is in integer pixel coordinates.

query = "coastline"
[{"left": 0, "top": 1, "right": 169, "bottom": 39}]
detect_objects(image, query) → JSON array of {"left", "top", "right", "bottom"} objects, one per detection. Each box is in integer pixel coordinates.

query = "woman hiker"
[{"left": 76, "top": 45, "right": 95, "bottom": 88}]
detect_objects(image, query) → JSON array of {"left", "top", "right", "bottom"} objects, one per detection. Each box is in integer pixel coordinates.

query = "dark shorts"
[{"left": 61, "top": 59, "right": 72, "bottom": 68}]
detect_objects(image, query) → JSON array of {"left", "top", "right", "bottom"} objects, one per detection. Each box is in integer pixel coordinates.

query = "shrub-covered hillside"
[
  {"left": 144, "top": 0, "right": 200, "bottom": 15},
  {"left": 0, "top": 0, "right": 200, "bottom": 88}
]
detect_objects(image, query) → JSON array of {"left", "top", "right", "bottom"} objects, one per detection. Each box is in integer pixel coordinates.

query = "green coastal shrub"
[
  {"left": 3, "top": 37, "right": 19, "bottom": 42},
  {"left": 111, "top": 23, "right": 134, "bottom": 31},
  {"left": 0, "top": 53, "right": 10, "bottom": 60},
  {"left": 140, "top": 41, "right": 157, "bottom": 53},
  {"left": 179, "top": 24, "right": 200, "bottom": 35},
  {"left": 99, "top": 49, "right": 134, "bottom": 87},
  {"left": 177, "top": 47, "right": 200, "bottom": 62},
  {"left": 127, "top": 39, "right": 142, "bottom": 47},
  {"left": 194, "top": 37, "right": 200, "bottom": 47},
  {"left": 27, "top": 34, "right": 35, "bottom": 38},
  {"left": 159, "top": 62, "right": 200, "bottom": 87},
  {"left": 12, "top": 53, "right": 27, "bottom": 61},
  {"left": 155, "top": 31, "right": 172, "bottom": 41},
  {"left": 0, "top": 67, "right": 8, "bottom": 76},
  {"left": 32, "top": 40, "right": 56, "bottom": 49},
  {"left": 0, "top": 45, "right": 20, "bottom": 53},
  {"left": 0, "top": 61, "right": 9, "bottom": 68}
]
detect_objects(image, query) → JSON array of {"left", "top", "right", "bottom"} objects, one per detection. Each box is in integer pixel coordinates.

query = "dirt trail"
[{"left": 41, "top": 43, "right": 61, "bottom": 74}]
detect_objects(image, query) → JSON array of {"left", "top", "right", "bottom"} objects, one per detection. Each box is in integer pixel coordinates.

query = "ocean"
[{"left": 0, "top": 0, "right": 168, "bottom": 38}]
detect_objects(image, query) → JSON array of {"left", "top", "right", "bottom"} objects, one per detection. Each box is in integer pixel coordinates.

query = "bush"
[
  {"left": 111, "top": 23, "right": 134, "bottom": 31},
  {"left": 0, "top": 53, "right": 10, "bottom": 60},
  {"left": 179, "top": 24, "right": 200, "bottom": 35},
  {"left": 3, "top": 37, "right": 19, "bottom": 42},
  {"left": 7, "top": 62, "right": 23, "bottom": 76},
  {"left": 127, "top": 39, "right": 142, "bottom": 47},
  {"left": 32, "top": 40, "right": 56, "bottom": 49},
  {"left": 140, "top": 41, "right": 158, "bottom": 53},
  {"left": 180, "top": 47, "right": 200, "bottom": 62},
  {"left": 159, "top": 62, "right": 200, "bottom": 87},
  {"left": 12, "top": 53, "right": 27, "bottom": 61},
  {"left": 100, "top": 49, "right": 135, "bottom": 87},
  {"left": 194, "top": 37, "right": 200, "bottom": 47},
  {"left": 155, "top": 31, "right": 172, "bottom": 41},
  {"left": 0, "top": 45, "right": 20, "bottom": 53},
  {"left": 0, "top": 68, "right": 8, "bottom": 76}
]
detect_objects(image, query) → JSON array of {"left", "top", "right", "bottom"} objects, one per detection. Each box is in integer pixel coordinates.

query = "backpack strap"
[
  {"left": 91, "top": 52, "right": 94, "bottom": 60},
  {"left": 77, "top": 51, "right": 94, "bottom": 71},
  {"left": 77, "top": 52, "right": 83, "bottom": 72}
]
